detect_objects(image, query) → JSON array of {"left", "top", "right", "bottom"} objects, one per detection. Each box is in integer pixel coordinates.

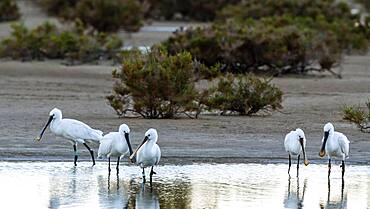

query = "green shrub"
[
  {"left": 207, "top": 74, "right": 283, "bottom": 115},
  {"left": 0, "top": 22, "right": 123, "bottom": 62},
  {"left": 218, "top": 0, "right": 354, "bottom": 22},
  {"left": 37, "top": 0, "right": 143, "bottom": 32},
  {"left": 107, "top": 45, "right": 217, "bottom": 119},
  {"left": 354, "top": 0, "right": 370, "bottom": 11},
  {"left": 142, "top": 0, "right": 241, "bottom": 21},
  {"left": 343, "top": 101, "right": 370, "bottom": 132},
  {"left": 0, "top": 0, "right": 20, "bottom": 22},
  {"left": 163, "top": 0, "right": 369, "bottom": 77},
  {"left": 37, "top": 0, "right": 76, "bottom": 20}
]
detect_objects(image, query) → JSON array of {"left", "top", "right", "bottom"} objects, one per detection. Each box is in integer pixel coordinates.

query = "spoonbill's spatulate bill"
[
  {"left": 35, "top": 108, "right": 103, "bottom": 166},
  {"left": 284, "top": 128, "right": 309, "bottom": 176},
  {"left": 130, "top": 128, "right": 161, "bottom": 184},
  {"left": 319, "top": 122, "right": 350, "bottom": 179},
  {"left": 98, "top": 124, "right": 133, "bottom": 174}
]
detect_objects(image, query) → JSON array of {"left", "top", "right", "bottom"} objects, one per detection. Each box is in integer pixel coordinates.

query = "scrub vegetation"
[
  {"left": 107, "top": 45, "right": 283, "bottom": 119},
  {"left": 163, "top": 0, "right": 369, "bottom": 77},
  {"left": 0, "top": 22, "right": 123, "bottom": 63},
  {"left": 37, "top": 0, "right": 143, "bottom": 32},
  {"left": 343, "top": 101, "right": 370, "bottom": 132},
  {"left": 207, "top": 74, "right": 283, "bottom": 115},
  {"left": 0, "top": 0, "right": 20, "bottom": 22}
]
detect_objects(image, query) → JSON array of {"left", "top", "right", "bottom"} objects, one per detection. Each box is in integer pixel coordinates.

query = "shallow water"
[{"left": 0, "top": 162, "right": 369, "bottom": 209}]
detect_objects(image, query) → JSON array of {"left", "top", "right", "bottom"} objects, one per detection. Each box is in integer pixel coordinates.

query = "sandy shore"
[{"left": 0, "top": 1, "right": 369, "bottom": 165}]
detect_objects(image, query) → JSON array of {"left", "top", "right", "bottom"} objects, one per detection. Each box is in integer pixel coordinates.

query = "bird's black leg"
[
  {"left": 328, "top": 158, "right": 331, "bottom": 179},
  {"left": 83, "top": 142, "right": 95, "bottom": 166},
  {"left": 341, "top": 160, "right": 345, "bottom": 179},
  {"left": 288, "top": 154, "right": 291, "bottom": 175},
  {"left": 73, "top": 144, "right": 78, "bottom": 166},
  {"left": 142, "top": 167, "right": 146, "bottom": 183},
  {"left": 150, "top": 166, "right": 156, "bottom": 185},
  {"left": 116, "top": 157, "right": 120, "bottom": 174},
  {"left": 297, "top": 154, "right": 300, "bottom": 177},
  {"left": 108, "top": 157, "right": 111, "bottom": 173}
]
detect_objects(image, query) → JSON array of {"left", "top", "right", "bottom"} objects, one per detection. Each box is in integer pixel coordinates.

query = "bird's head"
[
  {"left": 35, "top": 108, "right": 61, "bottom": 142},
  {"left": 129, "top": 128, "right": 158, "bottom": 163},
  {"left": 119, "top": 124, "right": 130, "bottom": 135},
  {"left": 324, "top": 122, "right": 334, "bottom": 133},
  {"left": 319, "top": 122, "right": 334, "bottom": 157},
  {"left": 295, "top": 128, "right": 306, "bottom": 142},
  {"left": 119, "top": 124, "right": 134, "bottom": 157},
  {"left": 145, "top": 128, "right": 158, "bottom": 143},
  {"left": 49, "top": 108, "right": 62, "bottom": 120}
]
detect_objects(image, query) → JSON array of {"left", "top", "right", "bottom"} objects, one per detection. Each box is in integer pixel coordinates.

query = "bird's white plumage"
[
  {"left": 48, "top": 108, "right": 103, "bottom": 144},
  {"left": 322, "top": 123, "right": 350, "bottom": 160},
  {"left": 284, "top": 128, "right": 306, "bottom": 156},
  {"left": 98, "top": 124, "right": 131, "bottom": 159},
  {"left": 136, "top": 128, "right": 161, "bottom": 168}
]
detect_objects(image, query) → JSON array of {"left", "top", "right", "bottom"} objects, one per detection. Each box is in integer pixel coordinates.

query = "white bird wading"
[
  {"left": 98, "top": 124, "right": 133, "bottom": 173},
  {"left": 130, "top": 128, "right": 161, "bottom": 184},
  {"left": 284, "top": 128, "right": 309, "bottom": 176},
  {"left": 35, "top": 108, "right": 103, "bottom": 166},
  {"left": 319, "top": 122, "right": 350, "bottom": 179}
]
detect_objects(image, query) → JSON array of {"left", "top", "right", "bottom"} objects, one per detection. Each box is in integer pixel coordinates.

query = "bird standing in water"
[
  {"left": 284, "top": 128, "right": 309, "bottom": 176},
  {"left": 98, "top": 124, "right": 133, "bottom": 174},
  {"left": 35, "top": 108, "right": 102, "bottom": 166},
  {"left": 319, "top": 122, "right": 350, "bottom": 179},
  {"left": 130, "top": 128, "right": 161, "bottom": 184}
]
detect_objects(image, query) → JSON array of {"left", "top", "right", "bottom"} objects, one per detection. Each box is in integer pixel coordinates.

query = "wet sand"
[
  {"left": 0, "top": 56, "right": 369, "bottom": 165},
  {"left": 0, "top": 1, "right": 369, "bottom": 165}
]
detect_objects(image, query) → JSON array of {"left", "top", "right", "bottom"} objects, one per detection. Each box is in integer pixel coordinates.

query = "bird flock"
[
  {"left": 36, "top": 107, "right": 350, "bottom": 186},
  {"left": 36, "top": 108, "right": 161, "bottom": 185},
  {"left": 284, "top": 123, "right": 350, "bottom": 179}
]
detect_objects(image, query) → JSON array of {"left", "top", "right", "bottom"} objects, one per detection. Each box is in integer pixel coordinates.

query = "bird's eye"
[{"left": 148, "top": 134, "right": 151, "bottom": 137}]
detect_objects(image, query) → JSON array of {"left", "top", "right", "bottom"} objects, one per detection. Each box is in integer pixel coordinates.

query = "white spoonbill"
[
  {"left": 284, "top": 128, "right": 309, "bottom": 176},
  {"left": 130, "top": 128, "right": 161, "bottom": 184},
  {"left": 319, "top": 122, "right": 350, "bottom": 178},
  {"left": 35, "top": 108, "right": 103, "bottom": 166},
  {"left": 98, "top": 124, "right": 134, "bottom": 174}
]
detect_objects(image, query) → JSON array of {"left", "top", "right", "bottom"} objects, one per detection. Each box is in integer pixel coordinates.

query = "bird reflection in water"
[
  {"left": 135, "top": 184, "right": 160, "bottom": 209},
  {"left": 284, "top": 177, "right": 307, "bottom": 209},
  {"left": 107, "top": 171, "right": 120, "bottom": 192},
  {"left": 320, "top": 178, "right": 347, "bottom": 209}
]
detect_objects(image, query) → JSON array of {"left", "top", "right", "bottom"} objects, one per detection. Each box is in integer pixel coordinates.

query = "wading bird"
[
  {"left": 35, "top": 108, "right": 103, "bottom": 166},
  {"left": 319, "top": 122, "right": 350, "bottom": 179},
  {"left": 284, "top": 128, "right": 309, "bottom": 176},
  {"left": 130, "top": 128, "right": 161, "bottom": 184},
  {"left": 98, "top": 124, "right": 133, "bottom": 174}
]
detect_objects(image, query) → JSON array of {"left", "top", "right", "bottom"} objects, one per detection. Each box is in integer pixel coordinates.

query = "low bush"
[
  {"left": 107, "top": 45, "right": 218, "bottom": 119},
  {"left": 163, "top": 1, "right": 369, "bottom": 77},
  {"left": 354, "top": 0, "right": 370, "bottom": 11},
  {"left": 142, "top": 0, "right": 240, "bottom": 21},
  {"left": 217, "top": 0, "right": 354, "bottom": 22},
  {"left": 36, "top": 0, "right": 76, "bottom": 19},
  {"left": 0, "top": 0, "right": 20, "bottom": 22},
  {"left": 107, "top": 46, "right": 283, "bottom": 118},
  {"left": 207, "top": 74, "right": 283, "bottom": 115},
  {"left": 37, "top": 0, "right": 143, "bottom": 32},
  {"left": 0, "top": 22, "right": 123, "bottom": 62},
  {"left": 343, "top": 101, "right": 370, "bottom": 132}
]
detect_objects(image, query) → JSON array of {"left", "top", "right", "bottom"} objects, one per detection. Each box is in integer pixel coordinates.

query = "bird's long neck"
[
  {"left": 326, "top": 131, "right": 335, "bottom": 146},
  {"left": 50, "top": 117, "right": 62, "bottom": 133}
]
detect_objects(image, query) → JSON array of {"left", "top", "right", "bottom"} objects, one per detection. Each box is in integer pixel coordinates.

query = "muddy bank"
[
  {"left": 0, "top": 1, "right": 369, "bottom": 165},
  {"left": 0, "top": 56, "right": 369, "bottom": 165}
]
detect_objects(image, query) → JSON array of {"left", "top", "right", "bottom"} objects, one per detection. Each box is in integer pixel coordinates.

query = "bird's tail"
[{"left": 89, "top": 129, "right": 103, "bottom": 143}]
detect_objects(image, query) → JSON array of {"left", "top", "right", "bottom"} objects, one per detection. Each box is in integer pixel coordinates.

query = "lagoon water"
[{"left": 0, "top": 162, "right": 369, "bottom": 209}]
